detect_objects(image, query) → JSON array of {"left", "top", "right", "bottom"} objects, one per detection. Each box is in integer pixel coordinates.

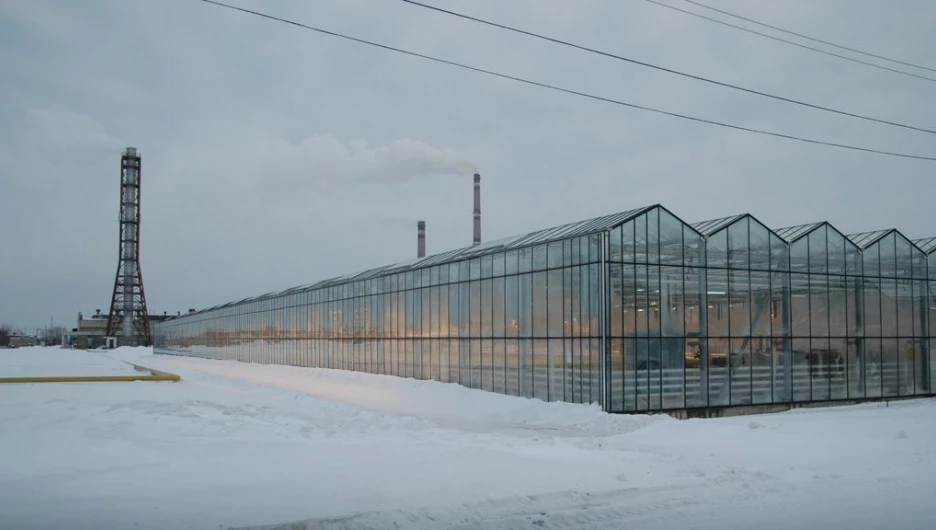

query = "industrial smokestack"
[
  {"left": 472, "top": 172, "right": 481, "bottom": 246},
  {"left": 417, "top": 220, "right": 426, "bottom": 258}
]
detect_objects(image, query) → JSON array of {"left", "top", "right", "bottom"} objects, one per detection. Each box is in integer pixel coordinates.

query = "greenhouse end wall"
[{"left": 154, "top": 205, "right": 936, "bottom": 414}]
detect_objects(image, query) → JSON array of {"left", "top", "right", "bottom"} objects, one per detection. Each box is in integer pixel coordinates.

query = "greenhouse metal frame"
[{"left": 154, "top": 205, "right": 936, "bottom": 413}]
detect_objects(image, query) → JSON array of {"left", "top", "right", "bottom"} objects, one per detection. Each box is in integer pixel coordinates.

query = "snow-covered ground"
[
  {"left": 1, "top": 347, "right": 934, "bottom": 529},
  {"left": 0, "top": 346, "right": 141, "bottom": 377}
]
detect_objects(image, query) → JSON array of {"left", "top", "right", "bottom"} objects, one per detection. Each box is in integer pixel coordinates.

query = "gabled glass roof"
[
  {"left": 847, "top": 229, "right": 895, "bottom": 248},
  {"left": 691, "top": 214, "right": 746, "bottom": 236},
  {"left": 774, "top": 221, "right": 859, "bottom": 251},
  {"left": 912, "top": 237, "right": 936, "bottom": 254},
  {"left": 774, "top": 222, "right": 825, "bottom": 242},
  {"left": 691, "top": 213, "right": 786, "bottom": 246},
  {"left": 254, "top": 204, "right": 659, "bottom": 301}
]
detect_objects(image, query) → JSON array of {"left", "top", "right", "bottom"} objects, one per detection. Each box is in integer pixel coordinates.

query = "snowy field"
[
  {"left": 1, "top": 347, "right": 934, "bottom": 529},
  {"left": 0, "top": 346, "right": 141, "bottom": 377}
]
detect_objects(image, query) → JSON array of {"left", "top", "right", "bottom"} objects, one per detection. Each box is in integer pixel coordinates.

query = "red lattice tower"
[{"left": 105, "top": 147, "right": 152, "bottom": 346}]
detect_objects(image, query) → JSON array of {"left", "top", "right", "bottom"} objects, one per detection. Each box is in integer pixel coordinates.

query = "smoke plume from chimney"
[{"left": 254, "top": 134, "right": 477, "bottom": 190}]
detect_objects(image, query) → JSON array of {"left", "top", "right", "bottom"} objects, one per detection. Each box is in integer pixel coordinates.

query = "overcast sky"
[{"left": 1, "top": 0, "right": 935, "bottom": 332}]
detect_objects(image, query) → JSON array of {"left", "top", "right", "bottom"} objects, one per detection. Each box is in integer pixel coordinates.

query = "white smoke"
[{"left": 258, "top": 133, "right": 477, "bottom": 190}]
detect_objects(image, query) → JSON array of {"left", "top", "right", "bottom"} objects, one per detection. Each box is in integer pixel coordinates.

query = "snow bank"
[{"left": 106, "top": 346, "right": 663, "bottom": 438}]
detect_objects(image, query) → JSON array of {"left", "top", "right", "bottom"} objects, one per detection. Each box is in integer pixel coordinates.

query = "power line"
[
  {"left": 399, "top": 0, "right": 936, "bottom": 136},
  {"left": 643, "top": 0, "right": 936, "bottom": 84},
  {"left": 680, "top": 0, "right": 936, "bottom": 74},
  {"left": 197, "top": 0, "right": 936, "bottom": 162}
]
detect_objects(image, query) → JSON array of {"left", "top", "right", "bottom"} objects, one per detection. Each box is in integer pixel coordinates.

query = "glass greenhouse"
[{"left": 153, "top": 205, "right": 936, "bottom": 413}]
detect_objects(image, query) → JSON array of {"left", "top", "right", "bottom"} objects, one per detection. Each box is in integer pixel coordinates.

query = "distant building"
[
  {"left": 64, "top": 309, "right": 180, "bottom": 349},
  {"left": 8, "top": 332, "right": 38, "bottom": 348},
  {"left": 65, "top": 310, "right": 110, "bottom": 349}
]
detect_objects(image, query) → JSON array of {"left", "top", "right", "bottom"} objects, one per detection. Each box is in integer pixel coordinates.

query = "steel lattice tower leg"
[{"left": 105, "top": 147, "right": 152, "bottom": 346}]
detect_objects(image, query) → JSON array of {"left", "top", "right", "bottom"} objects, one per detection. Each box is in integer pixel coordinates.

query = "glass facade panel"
[
  {"left": 532, "top": 245, "right": 547, "bottom": 271},
  {"left": 481, "top": 338, "right": 492, "bottom": 391},
  {"left": 532, "top": 339, "right": 548, "bottom": 400},
  {"left": 532, "top": 272, "right": 547, "bottom": 337},
  {"left": 707, "top": 269, "right": 729, "bottom": 337},
  {"left": 492, "top": 252, "right": 505, "bottom": 278},
  {"left": 749, "top": 220, "right": 770, "bottom": 271},
  {"left": 727, "top": 218, "right": 749, "bottom": 269},
  {"left": 519, "top": 339, "right": 533, "bottom": 398},
  {"left": 548, "top": 338, "right": 564, "bottom": 401},
  {"left": 493, "top": 339, "right": 506, "bottom": 394},
  {"left": 620, "top": 222, "right": 636, "bottom": 264},
  {"left": 659, "top": 209, "right": 684, "bottom": 266},
  {"left": 609, "top": 226, "right": 624, "bottom": 262},
  {"left": 708, "top": 230, "right": 728, "bottom": 269},
  {"left": 505, "top": 250, "right": 518, "bottom": 275},
  {"left": 470, "top": 338, "right": 481, "bottom": 389},
  {"left": 153, "top": 207, "right": 934, "bottom": 415},
  {"left": 480, "top": 279, "right": 493, "bottom": 338},
  {"left": 646, "top": 208, "right": 660, "bottom": 265},
  {"left": 547, "top": 269, "right": 564, "bottom": 337},
  {"left": 929, "top": 252, "right": 936, "bottom": 394},
  {"left": 492, "top": 278, "right": 505, "bottom": 338}
]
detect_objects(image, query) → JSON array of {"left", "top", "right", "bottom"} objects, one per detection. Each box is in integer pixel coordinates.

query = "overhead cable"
[
  {"left": 643, "top": 0, "right": 936, "bottom": 84},
  {"left": 197, "top": 0, "right": 936, "bottom": 162},
  {"left": 400, "top": 0, "right": 936, "bottom": 136},
  {"left": 680, "top": 0, "right": 936, "bottom": 74}
]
